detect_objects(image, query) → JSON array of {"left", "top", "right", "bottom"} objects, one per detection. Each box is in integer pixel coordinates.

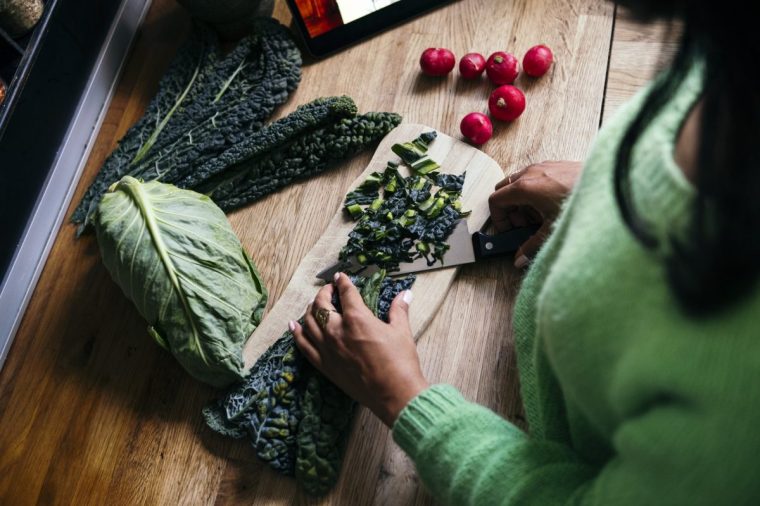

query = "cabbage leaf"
[{"left": 95, "top": 176, "right": 267, "bottom": 387}]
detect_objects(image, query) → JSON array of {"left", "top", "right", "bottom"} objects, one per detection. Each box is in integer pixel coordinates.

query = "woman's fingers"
[
  {"left": 493, "top": 205, "right": 517, "bottom": 231},
  {"left": 524, "top": 206, "right": 542, "bottom": 225},
  {"left": 303, "top": 303, "right": 326, "bottom": 346},
  {"left": 489, "top": 180, "right": 538, "bottom": 232},
  {"left": 305, "top": 301, "right": 344, "bottom": 344},
  {"left": 387, "top": 290, "right": 413, "bottom": 334},
  {"left": 514, "top": 222, "right": 552, "bottom": 268},
  {"left": 292, "top": 321, "right": 323, "bottom": 369},
  {"left": 507, "top": 209, "right": 529, "bottom": 228},
  {"left": 495, "top": 166, "right": 531, "bottom": 190},
  {"left": 313, "top": 283, "right": 337, "bottom": 312},
  {"left": 333, "top": 273, "right": 372, "bottom": 317}
]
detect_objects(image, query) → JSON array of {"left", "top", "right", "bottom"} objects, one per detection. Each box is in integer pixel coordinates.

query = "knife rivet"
[{"left": 485, "top": 242, "right": 494, "bottom": 251}]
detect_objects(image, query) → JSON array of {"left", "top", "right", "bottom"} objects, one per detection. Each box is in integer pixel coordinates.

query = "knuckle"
[
  {"left": 306, "top": 320, "right": 320, "bottom": 337},
  {"left": 534, "top": 226, "right": 551, "bottom": 241},
  {"left": 317, "top": 287, "right": 331, "bottom": 301},
  {"left": 327, "top": 330, "right": 346, "bottom": 346},
  {"left": 510, "top": 178, "right": 529, "bottom": 192},
  {"left": 343, "top": 307, "right": 363, "bottom": 321}
]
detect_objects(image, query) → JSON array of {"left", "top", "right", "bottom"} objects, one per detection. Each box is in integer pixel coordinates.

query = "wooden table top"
[{"left": 0, "top": 1, "right": 674, "bottom": 504}]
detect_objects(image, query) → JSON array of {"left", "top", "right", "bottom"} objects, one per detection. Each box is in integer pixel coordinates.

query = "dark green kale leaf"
[
  {"left": 204, "top": 272, "right": 415, "bottom": 495},
  {"left": 295, "top": 371, "right": 354, "bottom": 495},
  {"left": 73, "top": 24, "right": 214, "bottom": 229},
  {"left": 203, "top": 329, "right": 305, "bottom": 473},
  {"left": 182, "top": 96, "right": 357, "bottom": 190},
  {"left": 294, "top": 272, "right": 415, "bottom": 496},
  {"left": 374, "top": 274, "right": 417, "bottom": 320},
  {"left": 72, "top": 18, "right": 302, "bottom": 231},
  {"left": 201, "top": 110, "right": 402, "bottom": 212},
  {"left": 142, "top": 18, "right": 303, "bottom": 185}
]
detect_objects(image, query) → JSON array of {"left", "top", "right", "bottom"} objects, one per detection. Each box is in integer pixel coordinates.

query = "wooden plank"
[
  {"left": 0, "top": 0, "right": 614, "bottom": 504},
  {"left": 601, "top": 8, "right": 682, "bottom": 124},
  {"left": 242, "top": 123, "right": 504, "bottom": 367}
]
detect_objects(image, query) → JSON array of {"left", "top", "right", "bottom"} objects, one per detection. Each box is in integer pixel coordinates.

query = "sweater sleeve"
[{"left": 392, "top": 384, "right": 758, "bottom": 505}]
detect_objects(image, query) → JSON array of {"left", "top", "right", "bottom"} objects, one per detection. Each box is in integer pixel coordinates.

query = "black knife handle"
[{"left": 472, "top": 225, "right": 540, "bottom": 259}]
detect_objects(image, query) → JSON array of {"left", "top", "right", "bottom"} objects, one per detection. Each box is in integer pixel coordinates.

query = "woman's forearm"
[{"left": 393, "top": 384, "right": 595, "bottom": 505}]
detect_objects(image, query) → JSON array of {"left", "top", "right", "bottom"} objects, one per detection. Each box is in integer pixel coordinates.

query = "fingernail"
[
  {"left": 288, "top": 320, "right": 296, "bottom": 332},
  {"left": 514, "top": 255, "right": 529, "bottom": 269},
  {"left": 402, "top": 290, "right": 414, "bottom": 304},
  {"left": 333, "top": 272, "right": 340, "bottom": 282}
]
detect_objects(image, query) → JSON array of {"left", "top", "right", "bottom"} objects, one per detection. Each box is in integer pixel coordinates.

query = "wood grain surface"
[
  {"left": 601, "top": 8, "right": 682, "bottom": 123},
  {"left": 0, "top": 0, "right": 673, "bottom": 504},
  {"left": 243, "top": 123, "right": 504, "bottom": 367}
]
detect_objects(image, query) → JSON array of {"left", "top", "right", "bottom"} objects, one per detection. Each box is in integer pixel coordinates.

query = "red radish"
[
  {"left": 460, "top": 112, "right": 493, "bottom": 144},
  {"left": 419, "top": 48, "right": 456, "bottom": 76},
  {"left": 485, "top": 52, "right": 519, "bottom": 85},
  {"left": 489, "top": 85, "right": 526, "bottom": 121},
  {"left": 523, "top": 44, "right": 553, "bottom": 77},
  {"left": 459, "top": 52, "right": 486, "bottom": 79}
]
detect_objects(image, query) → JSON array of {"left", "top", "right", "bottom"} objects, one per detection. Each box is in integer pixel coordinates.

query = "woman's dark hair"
[{"left": 613, "top": 0, "right": 760, "bottom": 315}]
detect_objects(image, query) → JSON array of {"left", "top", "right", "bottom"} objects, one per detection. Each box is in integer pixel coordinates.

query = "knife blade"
[{"left": 315, "top": 220, "right": 538, "bottom": 281}]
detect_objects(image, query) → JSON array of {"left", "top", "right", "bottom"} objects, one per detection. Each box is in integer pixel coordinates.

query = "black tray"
[{"left": 0, "top": 0, "right": 60, "bottom": 140}]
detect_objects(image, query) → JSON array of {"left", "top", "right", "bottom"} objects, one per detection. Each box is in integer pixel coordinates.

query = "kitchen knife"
[{"left": 315, "top": 220, "right": 539, "bottom": 281}]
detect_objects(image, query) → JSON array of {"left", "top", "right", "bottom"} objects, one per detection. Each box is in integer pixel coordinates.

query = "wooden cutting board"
[{"left": 242, "top": 123, "right": 505, "bottom": 368}]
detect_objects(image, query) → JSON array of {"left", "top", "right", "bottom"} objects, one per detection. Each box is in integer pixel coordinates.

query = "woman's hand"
[
  {"left": 291, "top": 273, "right": 429, "bottom": 427},
  {"left": 489, "top": 160, "right": 583, "bottom": 267}
]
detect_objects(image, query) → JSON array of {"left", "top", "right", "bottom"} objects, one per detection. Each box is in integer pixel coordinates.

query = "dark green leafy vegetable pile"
[
  {"left": 73, "top": 19, "right": 301, "bottom": 231},
  {"left": 73, "top": 19, "right": 401, "bottom": 232},
  {"left": 203, "top": 271, "right": 415, "bottom": 495},
  {"left": 340, "top": 131, "right": 469, "bottom": 271},
  {"left": 196, "top": 105, "right": 402, "bottom": 212}
]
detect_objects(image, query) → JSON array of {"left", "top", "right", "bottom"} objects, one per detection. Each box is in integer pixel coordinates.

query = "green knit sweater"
[{"left": 392, "top": 62, "right": 760, "bottom": 504}]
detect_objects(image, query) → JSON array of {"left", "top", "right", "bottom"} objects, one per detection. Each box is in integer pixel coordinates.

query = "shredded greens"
[{"left": 340, "top": 131, "right": 469, "bottom": 270}]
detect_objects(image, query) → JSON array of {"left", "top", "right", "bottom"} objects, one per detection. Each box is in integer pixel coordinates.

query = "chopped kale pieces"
[
  {"left": 391, "top": 131, "right": 437, "bottom": 164},
  {"left": 340, "top": 132, "right": 468, "bottom": 271},
  {"left": 435, "top": 171, "right": 466, "bottom": 192},
  {"left": 391, "top": 131, "right": 441, "bottom": 175}
]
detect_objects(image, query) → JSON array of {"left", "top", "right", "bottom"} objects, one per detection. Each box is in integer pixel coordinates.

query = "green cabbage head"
[{"left": 95, "top": 176, "right": 267, "bottom": 387}]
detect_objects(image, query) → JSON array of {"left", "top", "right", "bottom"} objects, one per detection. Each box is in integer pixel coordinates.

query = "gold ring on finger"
[{"left": 315, "top": 307, "right": 334, "bottom": 331}]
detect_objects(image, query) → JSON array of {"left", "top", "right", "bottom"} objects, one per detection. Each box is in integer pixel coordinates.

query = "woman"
[{"left": 289, "top": 0, "right": 760, "bottom": 503}]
